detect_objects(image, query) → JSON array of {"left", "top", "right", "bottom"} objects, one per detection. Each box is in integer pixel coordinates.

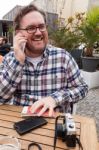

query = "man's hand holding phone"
[
  {"left": 14, "top": 32, "right": 27, "bottom": 64},
  {"left": 30, "top": 96, "right": 57, "bottom": 117}
]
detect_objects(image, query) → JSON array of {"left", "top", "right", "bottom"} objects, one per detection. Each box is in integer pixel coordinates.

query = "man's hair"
[
  {"left": 0, "top": 36, "right": 8, "bottom": 44},
  {"left": 13, "top": 4, "right": 47, "bottom": 30}
]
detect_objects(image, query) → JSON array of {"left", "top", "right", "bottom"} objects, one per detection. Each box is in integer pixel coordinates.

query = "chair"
[{"left": 71, "top": 103, "right": 77, "bottom": 114}]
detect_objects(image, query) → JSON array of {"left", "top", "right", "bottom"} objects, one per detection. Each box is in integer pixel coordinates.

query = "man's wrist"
[{"left": 51, "top": 94, "right": 62, "bottom": 106}]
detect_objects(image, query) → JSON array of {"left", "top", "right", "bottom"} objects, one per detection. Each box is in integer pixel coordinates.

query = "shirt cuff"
[{"left": 51, "top": 90, "right": 72, "bottom": 105}]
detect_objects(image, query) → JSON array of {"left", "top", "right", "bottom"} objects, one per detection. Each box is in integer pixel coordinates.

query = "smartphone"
[
  {"left": 21, "top": 42, "right": 26, "bottom": 52},
  {"left": 14, "top": 117, "right": 48, "bottom": 135}
]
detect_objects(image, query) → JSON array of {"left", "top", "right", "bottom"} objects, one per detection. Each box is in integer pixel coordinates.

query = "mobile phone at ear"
[
  {"left": 21, "top": 42, "right": 26, "bottom": 52},
  {"left": 14, "top": 117, "right": 48, "bottom": 135}
]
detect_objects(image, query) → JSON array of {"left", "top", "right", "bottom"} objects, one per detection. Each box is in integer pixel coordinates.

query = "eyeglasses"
[{"left": 19, "top": 24, "right": 47, "bottom": 34}]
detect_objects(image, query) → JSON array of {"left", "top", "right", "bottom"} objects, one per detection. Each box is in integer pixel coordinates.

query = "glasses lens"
[
  {"left": 27, "top": 26, "right": 36, "bottom": 34},
  {"left": 39, "top": 24, "right": 46, "bottom": 32},
  {"left": 27, "top": 24, "right": 46, "bottom": 34}
]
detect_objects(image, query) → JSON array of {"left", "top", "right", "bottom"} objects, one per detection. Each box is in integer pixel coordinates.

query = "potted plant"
[
  {"left": 49, "top": 7, "right": 99, "bottom": 88},
  {"left": 49, "top": 13, "right": 85, "bottom": 68},
  {"left": 79, "top": 6, "right": 99, "bottom": 72}
]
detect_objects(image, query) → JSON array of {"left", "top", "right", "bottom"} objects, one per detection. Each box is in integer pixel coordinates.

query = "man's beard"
[{"left": 25, "top": 43, "right": 45, "bottom": 56}]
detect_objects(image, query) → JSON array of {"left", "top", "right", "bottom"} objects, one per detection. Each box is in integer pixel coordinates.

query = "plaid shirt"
[{"left": 0, "top": 45, "right": 88, "bottom": 106}]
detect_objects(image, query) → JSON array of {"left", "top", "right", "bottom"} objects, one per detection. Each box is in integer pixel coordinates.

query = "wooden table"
[{"left": 0, "top": 105, "right": 98, "bottom": 150}]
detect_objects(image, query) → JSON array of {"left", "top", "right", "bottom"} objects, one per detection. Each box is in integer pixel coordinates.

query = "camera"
[{"left": 54, "top": 113, "right": 76, "bottom": 149}]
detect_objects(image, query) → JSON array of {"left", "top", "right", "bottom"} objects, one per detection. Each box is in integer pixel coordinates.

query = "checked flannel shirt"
[{"left": 0, "top": 44, "right": 88, "bottom": 108}]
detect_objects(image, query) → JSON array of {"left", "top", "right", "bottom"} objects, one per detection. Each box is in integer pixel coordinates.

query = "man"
[
  {"left": 0, "top": 36, "right": 11, "bottom": 56},
  {"left": 0, "top": 4, "right": 88, "bottom": 116}
]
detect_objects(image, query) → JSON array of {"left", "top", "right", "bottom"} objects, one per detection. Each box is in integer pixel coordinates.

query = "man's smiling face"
[{"left": 19, "top": 11, "right": 48, "bottom": 57}]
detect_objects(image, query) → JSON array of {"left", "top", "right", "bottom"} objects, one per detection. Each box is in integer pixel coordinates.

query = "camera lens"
[{"left": 69, "top": 124, "right": 74, "bottom": 128}]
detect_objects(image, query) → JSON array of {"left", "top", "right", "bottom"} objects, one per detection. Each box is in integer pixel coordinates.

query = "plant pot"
[
  {"left": 81, "top": 56, "right": 99, "bottom": 72},
  {"left": 81, "top": 70, "right": 99, "bottom": 89},
  {"left": 70, "top": 49, "right": 82, "bottom": 69}
]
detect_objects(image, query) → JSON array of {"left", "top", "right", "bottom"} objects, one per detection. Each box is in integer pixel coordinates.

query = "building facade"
[
  {"left": 1, "top": 0, "right": 99, "bottom": 45},
  {"left": 31, "top": 0, "right": 99, "bottom": 19},
  {"left": 3, "top": 0, "right": 99, "bottom": 21},
  {"left": 3, "top": 4, "right": 58, "bottom": 31},
  {"left": 3, "top": 5, "right": 22, "bottom": 21}
]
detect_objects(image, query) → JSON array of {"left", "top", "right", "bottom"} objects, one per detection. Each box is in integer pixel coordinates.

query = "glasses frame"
[{"left": 18, "top": 24, "right": 47, "bottom": 34}]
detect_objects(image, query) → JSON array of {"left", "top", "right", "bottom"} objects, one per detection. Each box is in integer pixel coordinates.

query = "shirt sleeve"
[
  {"left": 0, "top": 52, "right": 23, "bottom": 99},
  {"left": 51, "top": 53, "right": 88, "bottom": 106}
]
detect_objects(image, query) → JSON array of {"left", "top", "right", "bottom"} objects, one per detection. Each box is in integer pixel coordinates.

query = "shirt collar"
[{"left": 42, "top": 44, "right": 49, "bottom": 59}]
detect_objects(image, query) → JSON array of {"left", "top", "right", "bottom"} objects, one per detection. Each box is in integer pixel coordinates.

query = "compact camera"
[{"left": 54, "top": 113, "right": 76, "bottom": 149}]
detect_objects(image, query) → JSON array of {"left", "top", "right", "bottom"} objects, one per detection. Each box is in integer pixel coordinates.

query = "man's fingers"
[
  {"left": 37, "top": 105, "right": 48, "bottom": 116},
  {"left": 30, "top": 103, "right": 40, "bottom": 113},
  {"left": 30, "top": 97, "right": 56, "bottom": 117},
  {"left": 48, "top": 107, "right": 54, "bottom": 117},
  {"left": 30, "top": 101, "right": 43, "bottom": 114}
]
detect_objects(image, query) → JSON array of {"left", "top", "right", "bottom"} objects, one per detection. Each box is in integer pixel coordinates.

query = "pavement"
[{"left": 76, "top": 87, "right": 99, "bottom": 140}]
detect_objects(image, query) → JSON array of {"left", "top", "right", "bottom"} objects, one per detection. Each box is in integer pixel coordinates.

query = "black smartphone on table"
[{"left": 14, "top": 117, "right": 48, "bottom": 135}]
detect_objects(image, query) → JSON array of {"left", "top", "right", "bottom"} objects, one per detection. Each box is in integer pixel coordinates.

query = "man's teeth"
[{"left": 34, "top": 38, "right": 42, "bottom": 41}]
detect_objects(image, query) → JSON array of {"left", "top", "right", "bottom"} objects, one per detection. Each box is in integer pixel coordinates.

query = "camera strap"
[
  {"left": 76, "top": 137, "right": 83, "bottom": 150},
  {"left": 54, "top": 115, "right": 64, "bottom": 150},
  {"left": 28, "top": 142, "right": 42, "bottom": 150}
]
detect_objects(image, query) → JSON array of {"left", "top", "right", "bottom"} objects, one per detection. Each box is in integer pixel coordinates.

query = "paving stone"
[{"left": 76, "top": 87, "right": 99, "bottom": 140}]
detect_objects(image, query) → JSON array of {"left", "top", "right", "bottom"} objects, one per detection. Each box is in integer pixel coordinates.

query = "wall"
[{"left": 61, "top": 0, "right": 89, "bottom": 19}]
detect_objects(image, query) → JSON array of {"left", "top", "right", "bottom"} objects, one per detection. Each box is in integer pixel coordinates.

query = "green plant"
[
  {"left": 49, "top": 12, "right": 85, "bottom": 51},
  {"left": 8, "top": 25, "right": 13, "bottom": 34},
  {"left": 79, "top": 6, "right": 99, "bottom": 57},
  {"left": 50, "top": 6, "right": 99, "bottom": 57}
]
